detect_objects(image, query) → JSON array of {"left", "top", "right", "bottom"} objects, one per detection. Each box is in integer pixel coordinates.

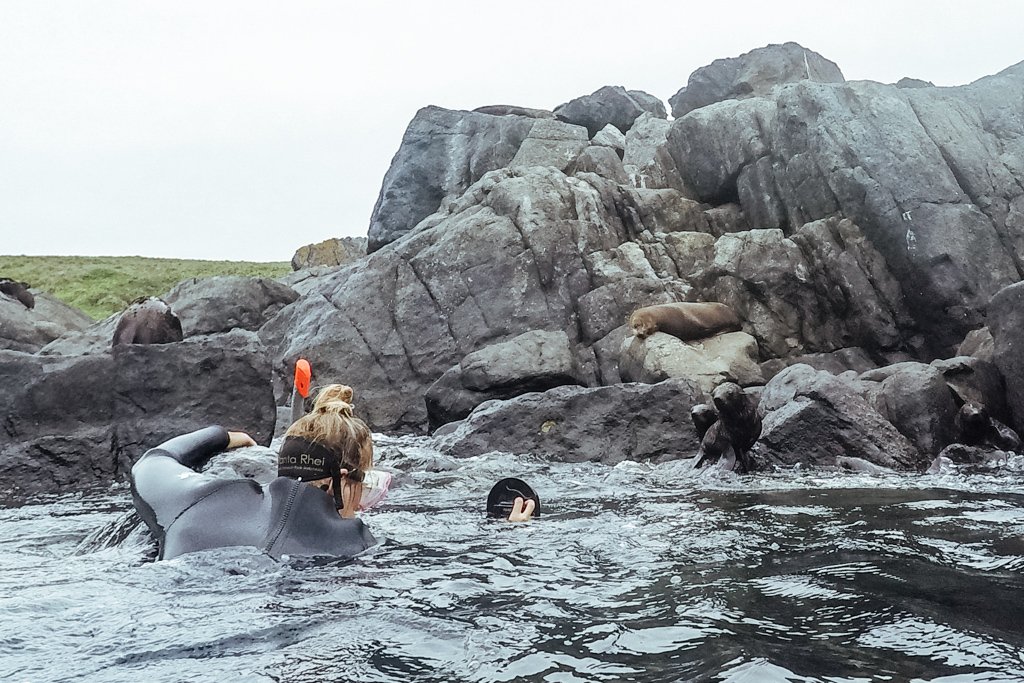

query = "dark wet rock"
[
  {"left": 666, "top": 63, "right": 1024, "bottom": 355},
  {"left": 366, "top": 106, "right": 588, "bottom": 252},
  {"left": 668, "top": 42, "right": 844, "bottom": 118},
  {"left": 291, "top": 237, "right": 367, "bottom": 270},
  {"left": 554, "top": 86, "right": 666, "bottom": 138},
  {"left": 989, "top": 280, "right": 1024, "bottom": 433},
  {"left": 0, "top": 330, "right": 276, "bottom": 500},
  {"left": 0, "top": 290, "right": 93, "bottom": 353},
  {"left": 435, "top": 378, "right": 704, "bottom": 463},
  {"left": 163, "top": 276, "right": 298, "bottom": 337},
  {"left": 931, "top": 356, "right": 1009, "bottom": 424},
  {"left": 862, "top": 362, "right": 959, "bottom": 458},
  {"left": 425, "top": 330, "right": 584, "bottom": 430},
  {"left": 930, "top": 443, "right": 1013, "bottom": 472},
  {"left": 759, "top": 364, "right": 922, "bottom": 470}
]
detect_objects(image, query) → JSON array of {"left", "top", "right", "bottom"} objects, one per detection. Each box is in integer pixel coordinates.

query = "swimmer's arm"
[{"left": 137, "top": 426, "right": 232, "bottom": 470}]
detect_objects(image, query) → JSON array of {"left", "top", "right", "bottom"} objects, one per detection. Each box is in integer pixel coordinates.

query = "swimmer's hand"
[
  {"left": 508, "top": 496, "right": 535, "bottom": 523},
  {"left": 227, "top": 431, "right": 257, "bottom": 449}
]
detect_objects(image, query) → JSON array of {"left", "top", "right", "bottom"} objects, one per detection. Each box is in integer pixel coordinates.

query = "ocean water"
[{"left": 1, "top": 435, "right": 1023, "bottom": 683}]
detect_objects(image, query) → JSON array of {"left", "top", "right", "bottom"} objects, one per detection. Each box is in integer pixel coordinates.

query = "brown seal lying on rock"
[
  {"left": 0, "top": 279, "right": 35, "bottom": 309},
  {"left": 629, "top": 302, "right": 742, "bottom": 341},
  {"left": 692, "top": 382, "right": 762, "bottom": 473},
  {"left": 112, "top": 296, "right": 184, "bottom": 347}
]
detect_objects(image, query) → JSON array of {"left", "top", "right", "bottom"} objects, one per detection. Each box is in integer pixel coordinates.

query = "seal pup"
[
  {"left": 692, "top": 382, "right": 762, "bottom": 473},
  {"left": 629, "top": 302, "right": 741, "bottom": 341},
  {"left": 111, "top": 296, "right": 184, "bottom": 347}
]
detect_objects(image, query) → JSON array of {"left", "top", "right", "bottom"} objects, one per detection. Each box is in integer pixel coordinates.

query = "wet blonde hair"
[{"left": 285, "top": 384, "right": 373, "bottom": 477}]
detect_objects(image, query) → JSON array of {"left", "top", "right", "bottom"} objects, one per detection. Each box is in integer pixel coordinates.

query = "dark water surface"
[{"left": 2, "top": 436, "right": 1023, "bottom": 682}]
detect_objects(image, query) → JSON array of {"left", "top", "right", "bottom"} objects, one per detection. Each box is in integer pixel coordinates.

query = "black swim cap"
[
  {"left": 486, "top": 478, "right": 541, "bottom": 518},
  {"left": 278, "top": 436, "right": 347, "bottom": 509}
]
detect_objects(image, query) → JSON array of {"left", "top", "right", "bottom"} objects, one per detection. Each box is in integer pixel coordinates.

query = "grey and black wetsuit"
[{"left": 130, "top": 426, "right": 377, "bottom": 560}]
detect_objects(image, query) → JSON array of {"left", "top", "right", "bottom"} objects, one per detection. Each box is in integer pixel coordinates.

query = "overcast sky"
[{"left": 2, "top": 1, "right": 1021, "bottom": 262}]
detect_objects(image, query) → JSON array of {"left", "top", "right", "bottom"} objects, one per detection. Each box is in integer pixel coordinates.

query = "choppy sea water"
[{"left": 2, "top": 435, "right": 1023, "bottom": 683}]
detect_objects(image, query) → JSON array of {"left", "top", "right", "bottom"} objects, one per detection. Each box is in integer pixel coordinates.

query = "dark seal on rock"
[
  {"left": 629, "top": 302, "right": 741, "bottom": 341},
  {"left": 693, "top": 382, "right": 762, "bottom": 472},
  {"left": 0, "top": 279, "right": 35, "bottom": 309},
  {"left": 112, "top": 297, "right": 184, "bottom": 348}
]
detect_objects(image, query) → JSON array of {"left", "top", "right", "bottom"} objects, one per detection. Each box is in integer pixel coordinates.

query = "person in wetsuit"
[{"left": 131, "top": 384, "right": 378, "bottom": 561}]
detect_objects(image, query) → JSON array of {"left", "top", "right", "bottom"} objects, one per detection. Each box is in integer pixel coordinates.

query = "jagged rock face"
[
  {"left": 0, "top": 331, "right": 276, "bottom": 500},
  {"left": 365, "top": 106, "right": 589, "bottom": 252},
  {"left": 622, "top": 113, "right": 688, "bottom": 193},
  {"left": 554, "top": 86, "right": 667, "bottom": 137},
  {"left": 434, "top": 378, "right": 705, "bottom": 463},
  {"left": 164, "top": 276, "right": 298, "bottom": 337},
  {"left": 931, "top": 356, "right": 1009, "bottom": 424},
  {"left": 668, "top": 42, "right": 845, "bottom": 117},
  {"left": 988, "top": 280, "right": 1024, "bottom": 433},
  {"left": 759, "top": 364, "right": 922, "bottom": 470},
  {"left": 666, "top": 69, "right": 1024, "bottom": 355},
  {"left": 291, "top": 237, "right": 367, "bottom": 270},
  {"left": 0, "top": 291, "right": 93, "bottom": 353}
]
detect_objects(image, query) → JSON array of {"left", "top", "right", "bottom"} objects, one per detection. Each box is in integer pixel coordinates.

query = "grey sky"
[{"left": 2, "top": 0, "right": 1021, "bottom": 262}]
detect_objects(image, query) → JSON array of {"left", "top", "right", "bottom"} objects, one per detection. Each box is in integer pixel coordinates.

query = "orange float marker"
[{"left": 294, "top": 358, "right": 312, "bottom": 399}]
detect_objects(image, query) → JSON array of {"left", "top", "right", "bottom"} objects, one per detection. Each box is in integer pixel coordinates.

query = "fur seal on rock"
[
  {"left": 629, "top": 302, "right": 741, "bottom": 341},
  {"left": 693, "top": 382, "right": 762, "bottom": 473},
  {"left": 112, "top": 296, "right": 184, "bottom": 347},
  {"left": 0, "top": 279, "right": 35, "bottom": 309}
]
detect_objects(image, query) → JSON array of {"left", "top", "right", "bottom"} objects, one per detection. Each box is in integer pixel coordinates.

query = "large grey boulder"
[
  {"left": 988, "top": 280, "right": 1024, "bottom": 433},
  {"left": 931, "top": 355, "right": 1009, "bottom": 424},
  {"left": 366, "top": 106, "right": 589, "bottom": 252},
  {"left": 163, "top": 275, "right": 298, "bottom": 337},
  {"left": 861, "top": 362, "right": 959, "bottom": 458},
  {"left": 425, "top": 330, "right": 584, "bottom": 430},
  {"left": 668, "top": 42, "right": 845, "bottom": 118},
  {"left": 0, "top": 330, "right": 276, "bottom": 501},
  {"left": 758, "top": 364, "right": 922, "bottom": 470},
  {"left": 435, "top": 378, "right": 704, "bottom": 463},
  {"left": 622, "top": 113, "right": 688, "bottom": 193},
  {"left": 619, "top": 330, "right": 763, "bottom": 393},
  {"left": 666, "top": 64, "right": 1024, "bottom": 355},
  {"left": 0, "top": 291, "right": 93, "bottom": 353},
  {"left": 554, "top": 86, "right": 667, "bottom": 138}
]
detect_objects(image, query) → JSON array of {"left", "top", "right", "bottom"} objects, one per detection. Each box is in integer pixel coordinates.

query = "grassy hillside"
[{"left": 0, "top": 255, "right": 291, "bottom": 320}]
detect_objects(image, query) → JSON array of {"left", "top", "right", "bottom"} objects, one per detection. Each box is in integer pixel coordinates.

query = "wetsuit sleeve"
[{"left": 130, "top": 426, "right": 233, "bottom": 543}]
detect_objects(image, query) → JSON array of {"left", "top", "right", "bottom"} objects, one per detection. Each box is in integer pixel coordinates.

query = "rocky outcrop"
[
  {"left": 164, "top": 276, "right": 298, "bottom": 337},
  {"left": 434, "top": 378, "right": 704, "bottom": 463},
  {"left": 860, "top": 362, "right": 959, "bottom": 458},
  {"left": 366, "top": 106, "right": 589, "bottom": 252},
  {"left": 554, "top": 86, "right": 666, "bottom": 137},
  {"left": 619, "top": 330, "right": 763, "bottom": 393},
  {"left": 0, "top": 330, "right": 276, "bottom": 500},
  {"left": 0, "top": 291, "right": 93, "bottom": 353},
  {"left": 291, "top": 237, "right": 367, "bottom": 270},
  {"left": 669, "top": 42, "right": 845, "bottom": 118},
  {"left": 666, "top": 62, "right": 1024, "bottom": 355},
  {"left": 425, "top": 330, "right": 584, "bottom": 430},
  {"left": 758, "top": 364, "right": 923, "bottom": 470}
]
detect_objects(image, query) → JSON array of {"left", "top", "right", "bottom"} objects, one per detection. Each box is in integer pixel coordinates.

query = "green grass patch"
[{"left": 0, "top": 255, "right": 291, "bottom": 320}]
